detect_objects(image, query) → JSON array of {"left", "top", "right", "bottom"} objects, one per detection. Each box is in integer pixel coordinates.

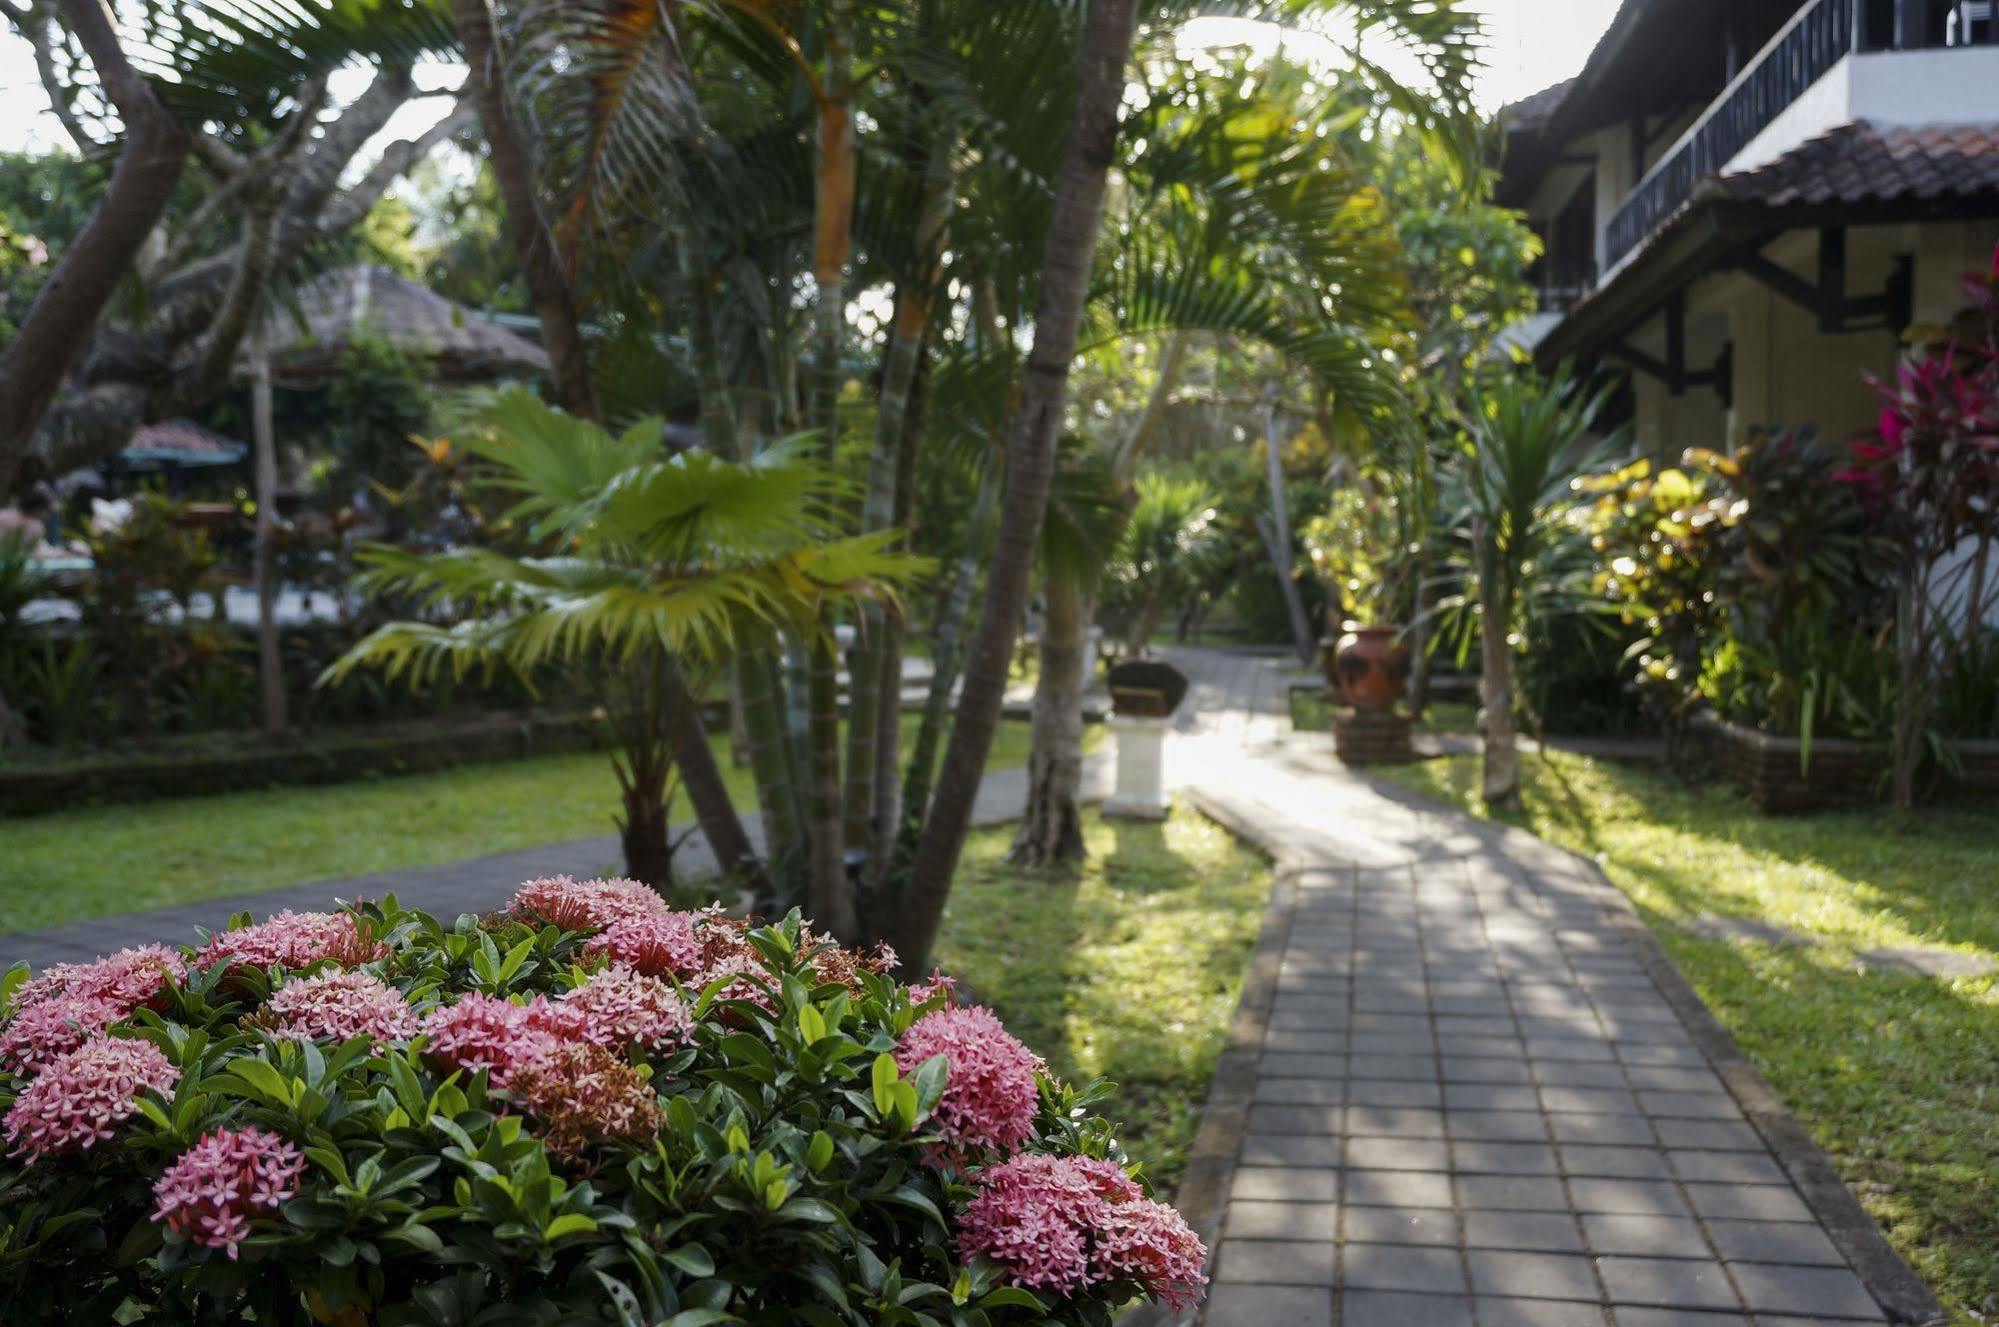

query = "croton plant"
[{"left": 0, "top": 879, "right": 1205, "bottom": 1324}]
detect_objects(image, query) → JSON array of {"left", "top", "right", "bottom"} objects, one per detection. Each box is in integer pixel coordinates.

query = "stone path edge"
[
  {"left": 1351, "top": 773, "right": 1949, "bottom": 1327},
  {"left": 1120, "top": 786, "right": 1311, "bottom": 1327}
]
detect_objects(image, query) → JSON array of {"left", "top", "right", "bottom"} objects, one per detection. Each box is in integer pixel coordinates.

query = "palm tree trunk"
[
  {"left": 1477, "top": 532, "right": 1520, "bottom": 810},
  {"left": 1010, "top": 578, "right": 1090, "bottom": 867},
  {"left": 664, "top": 667, "right": 769, "bottom": 896},
  {"left": 452, "top": 0, "right": 598, "bottom": 423},
  {"left": 1263, "top": 396, "right": 1315, "bottom": 665},
  {"left": 0, "top": 0, "right": 189, "bottom": 495},
  {"left": 894, "top": 0, "right": 1140, "bottom": 969},
  {"left": 844, "top": 134, "right": 954, "bottom": 858},
  {"left": 887, "top": 466, "right": 998, "bottom": 893},
  {"left": 800, "top": 0, "right": 858, "bottom": 933},
  {"left": 868, "top": 334, "right": 933, "bottom": 884}
]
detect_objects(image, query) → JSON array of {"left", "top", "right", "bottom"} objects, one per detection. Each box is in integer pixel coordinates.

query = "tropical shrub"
[
  {"left": 0, "top": 881, "right": 1204, "bottom": 1325},
  {"left": 1853, "top": 245, "right": 1999, "bottom": 808},
  {"left": 1303, "top": 467, "right": 1410, "bottom": 628}
]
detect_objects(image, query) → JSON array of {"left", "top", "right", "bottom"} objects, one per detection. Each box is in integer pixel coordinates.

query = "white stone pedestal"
[{"left": 1103, "top": 714, "right": 1170, "bottom": 821}]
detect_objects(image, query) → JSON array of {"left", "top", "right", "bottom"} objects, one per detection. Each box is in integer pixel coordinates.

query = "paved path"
[
  {"left": 1155, "top": 648, "right": 1934, "bottom": 1327},
  {"left": 2, "top": 760, "right": 1111, "bottom": 971}
]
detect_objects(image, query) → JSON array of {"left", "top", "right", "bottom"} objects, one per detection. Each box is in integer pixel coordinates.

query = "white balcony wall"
[{"left": 1726, "top": 48, "right": 1999, "bottom": 179}]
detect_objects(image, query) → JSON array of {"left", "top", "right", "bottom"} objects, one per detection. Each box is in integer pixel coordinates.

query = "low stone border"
[{"left": 1121, "top": 788, "right": 1310, "bottom": 1327}]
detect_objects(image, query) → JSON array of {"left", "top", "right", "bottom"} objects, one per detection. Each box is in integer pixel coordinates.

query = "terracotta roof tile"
[{"left": 1720, "top": 120, "right": 1999, "bottom": 209}]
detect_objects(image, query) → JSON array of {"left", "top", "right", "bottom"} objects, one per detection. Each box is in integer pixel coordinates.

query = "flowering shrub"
[{"left": 0, "top": 877, "right": 1205, "bottom": 1324}]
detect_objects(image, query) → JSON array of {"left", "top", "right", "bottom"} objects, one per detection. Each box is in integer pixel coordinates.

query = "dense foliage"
[{"left": 0, "top": 882, "right": 1203, "bottom": 1324}]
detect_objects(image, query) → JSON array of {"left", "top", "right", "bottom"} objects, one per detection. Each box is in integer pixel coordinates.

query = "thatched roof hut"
[{"left": 247, "top": 265, "right": 550, "bottom": 386}]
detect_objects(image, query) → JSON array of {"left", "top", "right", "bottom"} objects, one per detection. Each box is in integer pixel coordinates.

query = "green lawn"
[
  {"left": 1378, "top": 749, "right": 1999, "bottom": 1323},
  {"left": 0, "top": 717, "right": 1082, "bottom": 935},
  {"left": 936, "top": 807, "right": 1269, "bottom": 1193}
]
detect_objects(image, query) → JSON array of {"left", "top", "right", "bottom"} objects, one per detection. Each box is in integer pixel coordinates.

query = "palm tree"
[
  {"left": 1112, "top": 474, "right": 1221, "bottom": 656},
  {"left": 1454, "top": 366, "right": 1621, "bottom": 810},
  {"left": 327, "top": 389, "right": 924, "bottom": 894}
]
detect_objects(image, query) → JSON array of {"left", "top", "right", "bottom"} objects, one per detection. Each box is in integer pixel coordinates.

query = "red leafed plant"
[{"left": 1856, "top": 245, "right": 1999, "bottom": 810}]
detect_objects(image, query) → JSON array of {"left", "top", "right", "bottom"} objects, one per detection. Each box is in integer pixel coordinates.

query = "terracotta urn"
[{"left": 1325, "top": 623, "right": 1410, "bottom": 712}]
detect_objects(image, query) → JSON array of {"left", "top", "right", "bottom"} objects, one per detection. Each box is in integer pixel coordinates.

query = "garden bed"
[
  {"left": 0, "top": 706, "right": 626, "bottom": 815},
  {"left": 1696, "top": 713, "right": 1999, "bottom": 814}
]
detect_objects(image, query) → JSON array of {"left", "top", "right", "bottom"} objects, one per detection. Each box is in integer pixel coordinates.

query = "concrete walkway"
[{"left": 1156, "top": 647, "right": 1936, "bottom": 1327}]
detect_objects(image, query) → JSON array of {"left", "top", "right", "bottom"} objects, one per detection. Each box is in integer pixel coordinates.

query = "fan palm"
[
  {"left": 327, "top": 388, "right": 926, "bottom": 890},
  {"left": 1453, "top": 365, "right": 1623, "bottom": 810}
]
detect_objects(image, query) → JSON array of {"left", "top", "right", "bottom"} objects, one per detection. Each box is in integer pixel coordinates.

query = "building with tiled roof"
[{"left": 1496, "top": 0, "right": 1999, "bottom": 458}]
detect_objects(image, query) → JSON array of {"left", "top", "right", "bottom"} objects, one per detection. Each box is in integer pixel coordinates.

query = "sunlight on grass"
[
  {"left": 935, "top": 807, "right": 1270, "bottom": 1193},
  {"left": 1379, "top": 750, "right": 1999, "bottom": 1322},
  {"left": 0, "top": 718, "right": 1084, "bottom": 934}
]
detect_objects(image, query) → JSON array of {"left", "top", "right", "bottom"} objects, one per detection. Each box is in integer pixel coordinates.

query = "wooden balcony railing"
[{"left": 1604, "top": 0, "right": 1860, "bottom": 269}]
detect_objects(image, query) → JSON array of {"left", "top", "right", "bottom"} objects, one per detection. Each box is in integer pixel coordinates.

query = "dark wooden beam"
[
  {"left": 1817, "top": 225, "right": 1847, "bottom": 334},
  {"left": 1895, "top": 0, "right": 1933, "bottom": 48},
  {"left": 1665, "top": 289, "right": 1687, "bottom": 395},
  {"left": 1735, "top": 252, "right": 1823, "bottom": 317}
]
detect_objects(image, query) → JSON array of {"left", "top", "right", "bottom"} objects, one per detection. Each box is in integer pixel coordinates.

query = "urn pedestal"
[{"left": 1103, "top": 714, "right": 1170, "bottom": 821}]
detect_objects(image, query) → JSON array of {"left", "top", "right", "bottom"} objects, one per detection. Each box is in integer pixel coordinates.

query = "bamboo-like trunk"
[
  {"left": 807, "top": 636, "right": 855, "bottom": 939},
  {"left": 1010, "top": 579, "right": 1090, "bottom": 867},
  {"left": 845, "top": 136, "right": 954, "bottom": 858},
  {"left": 250, "top": 342, "right": 288, "bottom": 735},
  {"left": 868, "top": 336, "right": 933, "bottom": 885},
  {"left": 888, "top": 469, "right": 999, "bottom": 891},
  {"left": 1477, "top": 529, "right": 1520, "bottom": 810},
  {"left": 894, "top": 0, "right": 1141, "bottom": 969},
  {"left": 738, "top": 651, "right": 805, "bottom": 880}
]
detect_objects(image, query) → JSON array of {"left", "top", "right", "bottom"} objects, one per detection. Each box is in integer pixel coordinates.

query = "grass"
[
  {"left": 0, "top": 716, "right": 1097, "bottom": 935},
  {"left": 935, "top": 807, "right": 1270, "bottom": 1193},
  {"left": 1376, "top": 748, "right": 1999, "bottom": 1323}
]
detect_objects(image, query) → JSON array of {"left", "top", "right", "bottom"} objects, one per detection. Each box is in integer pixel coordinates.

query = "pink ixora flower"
[
  {"left": 551, "top": 966, "right": 692, "bottom": 1055},
  {"left": 3, "top": 1035, "right": 180, "bottom": 1163},
  {"left": 0, "top": 992, "right": 129, "bottom": 1077},
  {"left": 421, "top": 992, "right": 562, "bottom": 1088},
  {"left": 584, "top": 910, "right": 705, "bottom": 981},
  {"left": 907, "top": 969, "right": 958, "bottom": 1009},
  {"left": 510, "top": 876, "right": 670, "bottom": 934},
  {"left": 258, "top": 970, "right": 418, "bottom": 1044},
  {"left": 151, "top": 1126, "right": 306, "bottom": 1259},
  {"left": 956, "top": 1154, "right": 1207, "bottom": 1308},
  {"left": 501, "top": 1041, "right": 664, "bottom": 1161},
  {"left": 894, "top": 1005, "right": 1042, "bottom": 1166},
  {"left": 15, "top": 944, "right": 186, "bottom": 1013},
  {"left": 195, "top": 911, "right": 386, "bottom": 973}
]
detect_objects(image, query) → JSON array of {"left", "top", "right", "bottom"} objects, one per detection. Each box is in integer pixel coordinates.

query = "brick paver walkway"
[{"left": 1156, "top": 648, "right": 1931, "bottom": 1327}]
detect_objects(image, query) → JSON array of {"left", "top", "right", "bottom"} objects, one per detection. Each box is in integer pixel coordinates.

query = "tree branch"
[
  {"left": 316, "top": 97, "right": 475, "bottom": 239},
  {"left": 0, "top": 0, "right": 188, "bottom": 496},
  {"left": 3, "top": 2, "right": 96, "bottom": 154}
]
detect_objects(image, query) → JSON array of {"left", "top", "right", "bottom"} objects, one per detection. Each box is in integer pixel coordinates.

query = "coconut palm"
[{"left": 327, "top": 389, "right": 925, "bottom": 895}]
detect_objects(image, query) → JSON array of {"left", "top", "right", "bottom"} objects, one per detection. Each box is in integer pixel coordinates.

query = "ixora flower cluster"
[{"left": 0, "top": 878, "right": 1205, "bottom": 1324}]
